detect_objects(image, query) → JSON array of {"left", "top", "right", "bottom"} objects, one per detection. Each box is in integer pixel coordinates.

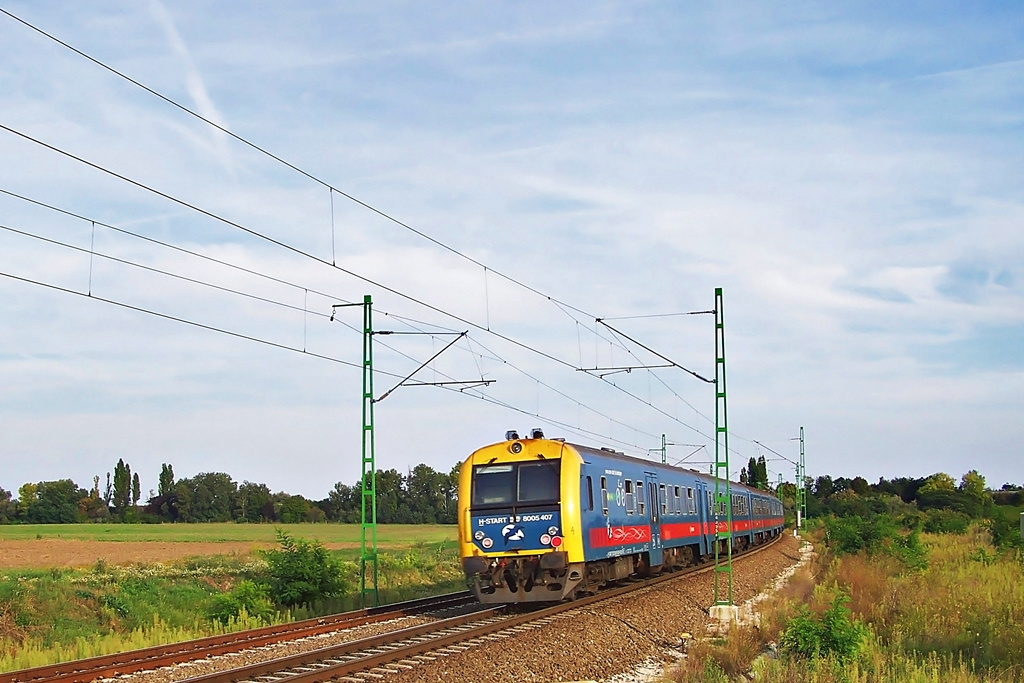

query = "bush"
[
  {"left": 824, "top": 515, "right": 896, "bottom": 555},
  {"left": 988, "top": 512, "right": 1024, "bottom": 551},
  {"left": 263, "top": 530, "right": 348, "bottom": 607},
  {"left": 780, "top": 592, "right": 868, "bottom": 662},
  {"left": 207, "top": 580, "right": 275, "bottom": 623},
  {"left": 922, "top": 508, "right": 971, "bottom": 534}
]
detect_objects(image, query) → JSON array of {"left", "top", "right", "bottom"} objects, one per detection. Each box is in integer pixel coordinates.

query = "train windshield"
[
  {"left": 518, "top": 461, "right": 560, "bottom": 502},
  {"left": 472, "top": 461, "right": 561, "bottom": 507}
]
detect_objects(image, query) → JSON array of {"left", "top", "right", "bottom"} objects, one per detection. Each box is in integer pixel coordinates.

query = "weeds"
[
  {"left": 676, "top": 525, "right": 1024, "bottom": 682},
  {"left": 779, "top": 591, "right": 867, "bottom": 661},
  {"left": 0, "top": 535, "right": 463, "bottom": 673}
]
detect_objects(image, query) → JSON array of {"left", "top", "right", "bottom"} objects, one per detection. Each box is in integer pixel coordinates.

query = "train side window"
[
  {"left": 600, "top": 477, "right": 608, "bottom": 516},
  {"left": 659, "top": 484, "right": 667, "bottom": 515},
  {"left": 586, "top": 476, "right": 594, "bottom": 511},
  {"left": 673, "top": 486, "right": 681, "bottom": 514},
  {"left": 625, "top": 479, "right": 635, "bottom": 515},
  {"left": 686, "top": 487, "right": 695, "bottom": 514},
  {"left": 637, "top": 481, "right": 645, "bottom": 516}
]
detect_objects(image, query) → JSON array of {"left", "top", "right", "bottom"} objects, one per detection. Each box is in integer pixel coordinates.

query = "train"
[{"left": 458, "top": 429, "right": 785, "bottom": 603}]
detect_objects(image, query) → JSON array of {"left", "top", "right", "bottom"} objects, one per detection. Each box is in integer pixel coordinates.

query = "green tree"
[
  {"left": 850, "top": 476, "right": 869, "bottom": 496},
  {"left": 158, "top": 463, "right": 175, "bottom": 497},
  {"left": 28, "top": 480, "right": 86, "bottom": 523},
  {"left": 263, "top": 531, "right": 347, "bottom": 607},
  {"left": 278, "top": 494, "right": 314, "bottom": 523},
  {"left": 236, "top": 481, "right": 273, "bottom": 523},
  {"left": 814, "top": 475, "right": 834, "bottom": 499},
  {"left": 17, "top": 482, "right": 38, "bottom": 519},
  {"left": 326, "top": 482, "right": 358, "bottom": 522},
  {"left": 0, "top": 487, "right": 16, "bottom": 523},
  {"left": 375, "top": 469, "right": 405, "bottom": 524},
  {"left": 407, "top": 464, "right": 446, "bottom": 523},
  {"left": 959, "top": 469, "right": 987, "bottom": 499},
  {"left": 174, "top": 472, "right": 237, "bottom": 522},
  {"left": 112, "top": 459, "right": 132, "bottom": 519},
  {"left": 919, "top": 472, "right": 956, "bottom": 494},
  {"left": 131, "top": 472, "right": 141, "bottom": 508},
  {"left": 79, "top": 477, "right": 109, "bottom": 521},
  {"left": 755, "top": 455, "right": 768, "bottom": 489}
]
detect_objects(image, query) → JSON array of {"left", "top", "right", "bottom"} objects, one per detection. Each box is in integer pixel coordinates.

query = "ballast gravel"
[
  {"left": 104, "top": 614, "right": 441, "bottom": 683},
  {"left": 115, "top": 534, "right": 804, "bottom": 683}
]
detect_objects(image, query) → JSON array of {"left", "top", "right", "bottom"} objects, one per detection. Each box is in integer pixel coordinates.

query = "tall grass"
[
  {"left": 671, "top": 526, "right": 1024, "bottom": 682},
  {"left": 0, "top": 541, "right": 464, "bottom": 673}
]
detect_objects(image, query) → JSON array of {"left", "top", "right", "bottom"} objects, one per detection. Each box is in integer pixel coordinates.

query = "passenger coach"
[{"left": 459, "top": 430, "right": 785, "bottom": 603}]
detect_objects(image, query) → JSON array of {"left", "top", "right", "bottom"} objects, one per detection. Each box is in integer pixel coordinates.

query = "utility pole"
[
  {"left": 359, "top": 295, "right": 378, "bottom": 607},
  {"left": 331, "top": 296, "right": 378, "bottom": 607},
  {"left": 712, "top": 287, "right": 733, "bottom": 607},
  {"left": 331, "top": 296, "right": 489, "bottom": 607},
  {"left": 798, "top": 425, "right": 807, "bottom": 530}
]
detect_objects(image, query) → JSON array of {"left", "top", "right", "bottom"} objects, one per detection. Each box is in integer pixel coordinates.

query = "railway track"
[
  {"left": 3, "top": 535, "right": 782, "bottom": 683},
  {"left": 174, "top": 537, "right": 783, "bottom": 683},
  {"left": 0, "top": 592, "right": 478, "bottom": 683}
]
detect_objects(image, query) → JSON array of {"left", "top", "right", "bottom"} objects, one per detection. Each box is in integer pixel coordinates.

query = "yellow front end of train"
[{"left": 458, "top": 433, "right": 586, "bottom": 602}]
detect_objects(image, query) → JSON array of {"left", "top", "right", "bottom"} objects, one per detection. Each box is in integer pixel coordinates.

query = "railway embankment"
[{"left": 383, "top": 533, "right": 804, "bottom": 683}]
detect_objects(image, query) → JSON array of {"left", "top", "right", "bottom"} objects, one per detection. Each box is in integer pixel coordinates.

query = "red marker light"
[{"left": 551, "top": 536, "right": 563, "bottom": 548}]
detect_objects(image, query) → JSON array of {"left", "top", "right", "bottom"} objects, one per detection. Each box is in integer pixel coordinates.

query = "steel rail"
[
  {"left": 179, "top": 534, "right": 785, "bottom": 683},
  {"left": 0, "top": 592, "right": 475, "bottom": 683}
]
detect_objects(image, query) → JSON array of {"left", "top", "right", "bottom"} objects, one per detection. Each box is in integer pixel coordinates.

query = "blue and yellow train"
[{"left": 458, "top": 429, "right": 785, "bottom": 603}]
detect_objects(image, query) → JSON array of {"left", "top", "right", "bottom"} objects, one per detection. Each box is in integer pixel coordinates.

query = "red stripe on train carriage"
[{"left": 588, "top": 524, "right": 652, "bottom": 548}]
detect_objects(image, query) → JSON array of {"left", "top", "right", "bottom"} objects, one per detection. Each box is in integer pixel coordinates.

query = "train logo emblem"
[{"left": 501, "top": 524, "right": 526, "bottom": 545}]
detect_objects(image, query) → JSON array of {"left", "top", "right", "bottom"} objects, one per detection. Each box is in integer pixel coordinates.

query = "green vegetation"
[
  {"left": 672, "top": 523, "right": 1024, "bottom": 682},
  {"left": 0, "top": 530, "right": 462, "bottom": 673},
  {"left": 263, "top": 531, "right": 347, "bottom": 608},
  {"left": 0, "top": 522, "right": 455, "bottom": 545},
  {"left": 778, "top": 592, "right": 867, "bottom": 662},
  {"left": 0, "top": 459, "right": 462, "bottom": 526}
]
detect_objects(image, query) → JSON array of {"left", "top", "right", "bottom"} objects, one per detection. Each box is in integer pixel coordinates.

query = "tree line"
[{"left": 0, "top": 460, "right": 460, "bottom": 525}]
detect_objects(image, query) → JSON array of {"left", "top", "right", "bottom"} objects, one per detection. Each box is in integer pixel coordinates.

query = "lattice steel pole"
[
  {"left": 798, "top": 425, "right": 807, "bottom": 530},
  {"left": 712, "top": 287, "right": 733, "bottom": 606},
  {"left": 360, "top": 294, "right": 379, "bottom": 607}
]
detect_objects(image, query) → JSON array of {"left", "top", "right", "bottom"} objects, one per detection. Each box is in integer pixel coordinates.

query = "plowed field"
[{"left": 0, "top": 539, "right": 357, "bottom": 569}]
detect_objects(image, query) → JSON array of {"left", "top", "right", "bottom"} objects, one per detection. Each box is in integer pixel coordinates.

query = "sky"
[{"left": 1, "top": 1, "right": 1022, "bottom": 500}]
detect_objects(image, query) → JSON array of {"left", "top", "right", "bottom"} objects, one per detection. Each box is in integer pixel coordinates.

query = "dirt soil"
[{"left": 0, "top": 540, "right": 356, "bottom": 569}]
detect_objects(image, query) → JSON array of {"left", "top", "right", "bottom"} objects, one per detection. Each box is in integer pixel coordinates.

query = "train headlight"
[
  {"left": 482, "top": 537, "right": 493, "bottom": 549},
  {"left": 474, "top": 531, "right": 485, "bottom": 541},
  {"left": 548, "top": 526, "right": 559, "bottom": 536},
  {"left": 510, "top": 441, "right": 523, "bottom": 454},
  {"left": 540, "top": 534, "right": 551, "bottom": 545}
]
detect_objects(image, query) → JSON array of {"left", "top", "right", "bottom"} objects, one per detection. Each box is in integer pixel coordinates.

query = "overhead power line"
[
  {"left": 0, "top": 6, "right": 593, "bottom": 321},
  {"left": 0, "top": 188, "right": 679, "bottom": 451},
  {"left": 0, "top": 125, "right": 725, "bottom": 447},
  {"left": 0, "top": 206, "right": 685, "bottom": 458},
  {"left": 0, "top": 8, "right": 767, "bottom": 456}
]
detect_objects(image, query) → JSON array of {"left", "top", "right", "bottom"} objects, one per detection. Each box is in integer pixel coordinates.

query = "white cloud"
[{"left": 0, "top": 1, "right": 1022, "bottom": 496}]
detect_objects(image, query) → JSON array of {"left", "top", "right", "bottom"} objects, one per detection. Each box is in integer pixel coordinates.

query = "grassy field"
[
  {"left": 0, "top": 523, "right": 457, "bottom": 546},
  {"left": 0, "top": 525, "right": 465, "bottom": 672}
]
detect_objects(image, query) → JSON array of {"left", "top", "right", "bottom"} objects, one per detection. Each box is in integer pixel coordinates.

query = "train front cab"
[{"left": 458, "top": 437, "right": 586, "bottom": 603}]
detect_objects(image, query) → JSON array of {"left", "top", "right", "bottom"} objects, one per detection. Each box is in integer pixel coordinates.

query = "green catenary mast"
[
  {"left": 360, "top": 295, "right": 379, "bottom": 607},
  {"left": 713, "top": 287, "right": 733, "bottom": 606},
  {"left": 798, "top": 426, "right": 806, "bottom": 530}
]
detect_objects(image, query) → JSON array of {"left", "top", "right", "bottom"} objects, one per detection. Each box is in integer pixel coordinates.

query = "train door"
[
  {"left": 695, "top": 480, "right": 709, "bottom": 556},
  {"left": 645, "top": 472, "right": 662, "bottom": 567}
]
